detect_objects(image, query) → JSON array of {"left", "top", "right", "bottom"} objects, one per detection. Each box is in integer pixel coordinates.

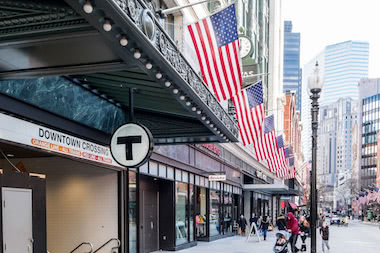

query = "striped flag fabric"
[
  {"left": 254, "top": 115, "right": 278, "bottom": 161},
  {"left": 284, "top": 147, "right": 290, "bottom": 159},
  {"left": 285, "top": 157, "right": 296, "bottom": 179},
  {"left": 267, "top": 136, "right": 288, "bottom": 177},
  {"left": 232, "top": 81, "right": 264, "bottom": 146},
  {"left": 187, "top": 4, "right": 242, "bottom": 101}
]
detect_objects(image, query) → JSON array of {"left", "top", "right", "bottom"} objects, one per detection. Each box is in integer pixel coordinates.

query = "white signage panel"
[
  {"left": 110, "top": 123, "right": 153, "bottom": 168},
  {"left": 208, "top": 174, "right": 227, "bottom": 181},
  {"left": 0, "top": 113, "right": 122, "bottom": 167}
]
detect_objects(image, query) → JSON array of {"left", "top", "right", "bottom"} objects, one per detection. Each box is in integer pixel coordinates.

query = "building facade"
[
  {"left": 359, "top": 78, "right": 380, "bottom": 190},
  {"left": 0, "top": 0, "right": 295, "bottom": 253},
  {"left": 317, "top": 98, "right": 358, "bottom": 211},
  {"left": 283, "top": 21, "right": 302, "bottom": 113}
]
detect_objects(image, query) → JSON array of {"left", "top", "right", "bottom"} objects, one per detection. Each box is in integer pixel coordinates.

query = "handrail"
[
  {"left": 93, "top": 238, "right": 121, "bottom": 253},
  {"left": 70, "top": 242, "right": 93, "bottom": 253}
]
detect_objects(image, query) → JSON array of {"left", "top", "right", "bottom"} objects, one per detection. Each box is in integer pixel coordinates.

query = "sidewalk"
[{"left": 362, "top": 220, "right": 380, "bottom": 226}]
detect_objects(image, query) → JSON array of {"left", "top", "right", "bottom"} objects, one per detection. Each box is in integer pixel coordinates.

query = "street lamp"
[{"left": 308, "top": 62, "right": 323, "bottom": 253}]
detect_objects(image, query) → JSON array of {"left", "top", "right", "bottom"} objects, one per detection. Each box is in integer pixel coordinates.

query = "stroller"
[{"left": 273, "top": 231, "right": 289, "bottom": 253}]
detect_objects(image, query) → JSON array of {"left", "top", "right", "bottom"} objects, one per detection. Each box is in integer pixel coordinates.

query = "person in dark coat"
[
  {"left": 259, "top": 215, "right": 270, "bottom": 240},
  {"left": 277, "top": 212, "right": 287, "bottom": 230},
  {"left": 287, "top": 212, "right": 300, "bottom": 253},
  {"left": 239, "top": 214, "right": 248, "bottom": 236}
]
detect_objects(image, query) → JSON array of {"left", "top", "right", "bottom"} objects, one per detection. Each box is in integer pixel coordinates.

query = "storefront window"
[
  {"left": 223, "top": 191, "right": 233, "bottom": 233},
  {"left": 196, "top": 187, "right": 207, "bottom": 238},
  {"left": 210, "top": 190, "right": 220, "bottom": 236},
  {"left": 128, "top": 171, "right": 137, "bottom": 253},
  {"left": 176, "top": 182, "right": 188, "bottom": 245}
]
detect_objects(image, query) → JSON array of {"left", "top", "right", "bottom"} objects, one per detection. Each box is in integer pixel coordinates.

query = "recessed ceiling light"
[{"left": 6, "top": 154, "right": 14, "bottom": 157}]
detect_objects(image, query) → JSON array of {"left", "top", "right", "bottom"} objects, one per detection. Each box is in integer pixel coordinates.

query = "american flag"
[
  {"left": 284, "top": 147, "right": 290, "bottom": 159},
  {"left": 232, "top": 81, "right": 264, "bottom": 146},
  {"left": 285, "top": 157, "right": 296, "bottom": 179},
  {"left": 187, "top": 4, "right": 242, "bottom": 101},
  {"left": 267, "top": 136, "right": 288, "bottom": 177},
  {"left": 254, "top": 115, "right": 278, "bottom": 161}
]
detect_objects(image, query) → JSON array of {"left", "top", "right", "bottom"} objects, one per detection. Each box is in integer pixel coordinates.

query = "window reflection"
[{"left": 176, "top": 182, "right": 188, "bottom": 245}]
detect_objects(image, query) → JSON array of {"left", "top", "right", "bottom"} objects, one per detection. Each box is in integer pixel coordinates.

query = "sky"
[{"left": 283, "top": 0, "right": 380, "bottom": 78}]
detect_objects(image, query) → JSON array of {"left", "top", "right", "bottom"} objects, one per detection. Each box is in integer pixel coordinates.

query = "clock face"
[{"left": 239, "top": 36, "right": 252, "bottom": 58}]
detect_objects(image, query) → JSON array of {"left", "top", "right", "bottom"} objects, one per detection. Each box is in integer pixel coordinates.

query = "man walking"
[{"left": 320, "top": 222, "right": 330, "bottom": 253}]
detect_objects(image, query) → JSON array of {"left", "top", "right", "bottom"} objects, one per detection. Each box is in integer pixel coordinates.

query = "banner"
[{"left": 0, "top": 113, "right": 122, "bottom": 168}]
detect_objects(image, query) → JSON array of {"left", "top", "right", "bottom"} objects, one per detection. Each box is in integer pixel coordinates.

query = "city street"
[{"left": 165, "top": 221, "right": 379, "bottom": 253}]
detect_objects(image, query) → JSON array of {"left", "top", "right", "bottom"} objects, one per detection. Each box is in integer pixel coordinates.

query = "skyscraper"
[
  {"left": 283, "top": 21, "right": 302, "bottom": 113},
  {"left": 302, "top": 40, "right": 368, "bottom": 162},
  {"left": 322, "top": 41, "right": 369, "bottom": 106},
  {"left": 317, "top": 98, "right": 358, "bottom": 209}
]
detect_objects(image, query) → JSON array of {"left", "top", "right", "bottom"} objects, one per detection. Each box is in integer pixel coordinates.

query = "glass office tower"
[{"left": 283, "top": 21, "right": 302, "bottom": 113}]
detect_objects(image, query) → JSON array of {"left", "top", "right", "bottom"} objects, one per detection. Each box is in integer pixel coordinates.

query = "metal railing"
[
  {"left": 93, "top": 238, "right": 121, "bottom": 253},
  {"left": 70, "top": 242, "right": 93, "bottom": 253}
]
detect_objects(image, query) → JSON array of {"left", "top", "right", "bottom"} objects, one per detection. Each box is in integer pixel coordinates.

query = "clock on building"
[{"left": 238, "top": 35, "right": 253, "bottom": 59}]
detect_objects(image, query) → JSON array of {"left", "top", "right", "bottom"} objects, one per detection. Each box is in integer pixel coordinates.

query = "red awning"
[{"left": 289, "top": 202, "right": 298, "bottom": 209}]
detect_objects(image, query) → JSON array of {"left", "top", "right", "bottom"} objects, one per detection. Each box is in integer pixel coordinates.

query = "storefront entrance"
[{"left": 139, "top": 176, "right": 159, "bottom": 253}]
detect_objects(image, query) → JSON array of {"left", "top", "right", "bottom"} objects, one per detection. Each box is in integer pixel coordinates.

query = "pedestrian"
[
  {"left": 239, "top": 214, "right": 248, "bottom": 236},
  {"left": 250, "top": 213, "right": 258, "bottom": 234},
  {"left": 299, "top": 216, "right": 310, "bottom": 252},
  {"left": 259, "top": 215, "right": 269, "bottom": 240},
  {"left": 320, "top": 222, "right": 330, "bottom": 253},
  {"left": 277, "top": 212, "right": 287, "bottom": 231},
  {"left": 286, "top": 212, "right": 300, "bottom": 253}
]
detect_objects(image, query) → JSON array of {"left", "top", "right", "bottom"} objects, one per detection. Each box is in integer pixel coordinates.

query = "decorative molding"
[
  {"left": 0, "top": 0, "right": 91, "bottom": 37},
  {"left": 113, "top": 0, "right": 239, "bottom": 139}
]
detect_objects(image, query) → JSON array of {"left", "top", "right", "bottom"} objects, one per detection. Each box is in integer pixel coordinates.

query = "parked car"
[{"left": 330, "top": 215, "right": 341, "bottom": 225}]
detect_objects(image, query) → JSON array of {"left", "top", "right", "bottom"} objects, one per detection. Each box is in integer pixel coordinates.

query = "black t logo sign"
[{"left": 117, "top": 136, "right": 142, "bottom": 160}]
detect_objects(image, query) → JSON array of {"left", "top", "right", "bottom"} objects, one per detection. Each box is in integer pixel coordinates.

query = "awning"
[
  {"left": 0, "top": 0, "right": 239, "bottom": 145},
  {"left": 243, "top": 184, "right": 303, "bottom": 196},
  {"left": 289, "top": 202, "right": 298, "bottom": 210}
]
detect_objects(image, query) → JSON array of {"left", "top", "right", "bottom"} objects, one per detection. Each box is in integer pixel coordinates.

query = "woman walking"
[
  {"left": 299, "top": 216, "right": 310, "bottom": 251},
  {"left": 286, "top": 212, "right": 300, "bottom": 253}
]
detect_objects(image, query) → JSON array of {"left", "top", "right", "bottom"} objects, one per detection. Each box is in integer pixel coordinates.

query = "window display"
[
  {"left": 210, "top": 190, "right": 220, "bottom": 236},
  {"left": 176, "top": 182, "right": 188, "bottom": 245},
  {"left": 196, "top": 187, "right": 207, "bottom": 238}
]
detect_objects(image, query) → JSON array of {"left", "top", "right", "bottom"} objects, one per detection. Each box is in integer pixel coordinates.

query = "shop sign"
[
  {"left": 201, "top": 144, "right": 221, "bottom": 156},
  {"left": 255, "top": 170, "right": 267, "bottom": 182},
  {"left": 242, "top": 64, "right": 259, "bottom": 86},
  {"left": 280, "top": 196, "right": 291, "bottom": 200},
  {"left": 110, "top": 123, "right": 153, "bottom": 168},
  {"left": 208, "top": 174, "right": 226, "bottom": 181},
  {"left": 0, "top": 113, "right": 122, "bottom": 167}
]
